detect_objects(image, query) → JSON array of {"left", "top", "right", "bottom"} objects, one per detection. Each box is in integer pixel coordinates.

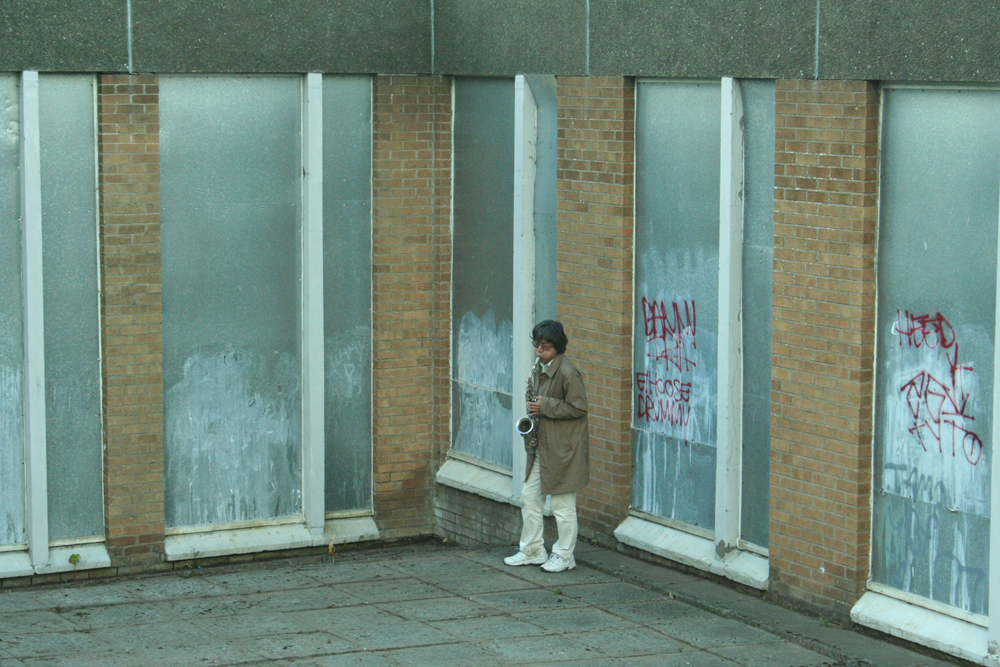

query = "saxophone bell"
[{"left": 516, "top": 415, "right": 535, "bottom": 437}]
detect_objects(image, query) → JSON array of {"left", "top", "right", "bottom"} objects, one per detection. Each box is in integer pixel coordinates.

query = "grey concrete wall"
[
  {"left": 5, "top": 2, "right": 1000, "bottom": 90},
  {"left": 590, "top": 0, "right": 815, "bottom": 79},
  {"left": 819, "top": 0, "right": 1000, "bottom": 82},
  {"left": 0, "top": 1, "right": 128, "bottom": 72},
  {"left": 433, "top": 0, "right": 587, "bottom": 76},
  {"left": 132, "top": 0, "right": 430, "bottom": 73}
]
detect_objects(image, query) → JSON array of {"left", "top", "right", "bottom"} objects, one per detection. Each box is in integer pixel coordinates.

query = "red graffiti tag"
[
  {"left": 641, "top": 298, "right": 697, "bottom": 373},
  {"left": 636, "top": 299, "right": 698, "bottom": 438},
  {"left": 896, "top": 310, "right": 982, "bottom": 465}
]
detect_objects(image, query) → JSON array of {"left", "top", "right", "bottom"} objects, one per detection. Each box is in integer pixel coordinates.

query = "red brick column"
[
  {"left": 97, "top": 74, "right": 165, "bottom": 567},
  {"left": 371, "top": 75, "right": 452, "bottom": 539},
  {"left": 556, "top": 76, "right": 635, "bottom": 542},
  {"left": 770, "top": 79, "right": 879, "bottom": 617}
]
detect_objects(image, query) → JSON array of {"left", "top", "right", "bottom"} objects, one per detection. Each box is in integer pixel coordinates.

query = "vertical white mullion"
[
  {"left": 20, "top": 71, "right": 49, "bottom": 567},
  {"left": 714, "top": 77, "right": 744, "bottom": 555},
  {"left": 512, "top": 75, "right": 538, "bottom": 500},
  {"left": 301, "top": 73, "right": 325, "bottom": 540},
  {"left": 988, "top": 173, "right": 1000, "bottom": 662}
]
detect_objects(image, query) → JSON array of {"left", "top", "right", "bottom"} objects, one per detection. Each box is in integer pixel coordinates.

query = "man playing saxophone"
[{"left": 504, "top": 320, "right": 590, "bottom": 573}]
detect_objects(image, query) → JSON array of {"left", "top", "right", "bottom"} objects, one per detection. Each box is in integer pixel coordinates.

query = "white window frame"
[
  {"left": 436, "top": 75, "right": 543, "bottom": 510},
  {"left": 849, "top": 82, "right": 1000, "bottom": 667},
  {"left": 0, "top": 71, "right": 111, "bottom": 579},
  {"left": 162, "top": 73, "right": 378, "bottom": 561},
  {"left": 614, "top": 77, "right": 768, "bottom": 590}
]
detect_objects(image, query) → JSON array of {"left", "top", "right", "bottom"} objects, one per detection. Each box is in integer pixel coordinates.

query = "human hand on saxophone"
[{"left": 527, "top": 397, "right": 541, "bottom": 415}]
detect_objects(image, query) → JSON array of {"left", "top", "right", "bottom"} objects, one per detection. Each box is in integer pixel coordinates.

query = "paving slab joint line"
[{"left": 573, "top": 551, "right": 876, "bottom": 667}]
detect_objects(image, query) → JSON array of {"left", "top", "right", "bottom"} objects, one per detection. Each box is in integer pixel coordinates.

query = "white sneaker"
[
  {"left": 541, "top": 553, "right": 575, "bottom": 572},
  {"left": 503, "top": 550, "right": 548, "bottom": 566}
]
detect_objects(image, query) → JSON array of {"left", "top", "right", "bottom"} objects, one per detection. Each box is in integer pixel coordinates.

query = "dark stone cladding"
[
  {"left": 0, "top": 0, "right": 128, "bottom": 72},
  {"left": 433, "top": 0, "right": 587, "bottom": 76},
  {"left": 819, "top": 0, "right": 1000, "bottom": 82},
  {"left": 589, "top": 0, "right": 815, "bottom": 79},
  {"left": 131, "top": 0, "right": 431, "bottom": 73},
  {"left": 4, "top": 0, "right": 1000, "bottom": 83}
]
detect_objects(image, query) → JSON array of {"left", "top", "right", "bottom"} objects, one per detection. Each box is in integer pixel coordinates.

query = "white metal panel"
[
  {"left": 512, "top": 75, "right": 538, "bottom": 500},
  {"left": 301, "top": 73, "right": 325, "bottom": 540},
  {"left": 715, "top": 77, "right": 745, "bottom": 554},
  {"left": 19, "top": 71, "right": 48, "bottom": 568}
]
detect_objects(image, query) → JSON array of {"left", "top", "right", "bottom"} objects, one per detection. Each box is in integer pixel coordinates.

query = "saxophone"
[{"left": 515, "top": 358, "right": 541, "bottom": 447}]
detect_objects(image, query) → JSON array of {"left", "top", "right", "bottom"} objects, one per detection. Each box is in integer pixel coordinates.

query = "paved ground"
[{"left": 0, "top": 540, "right": 968, "bottom": 667}]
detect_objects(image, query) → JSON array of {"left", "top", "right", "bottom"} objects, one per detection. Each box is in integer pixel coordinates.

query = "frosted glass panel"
[
  {"left": 0, "top": 74, "right": 25, "bottom": 547},
  {"left": 161, "top": 76, "right": 302, "bottom": 528},
  {"left": 873, "top": 88, "right": 998, "bottom": 615},
  {"left": 451, "top": 78, "right": 515, "bottom": 469},
  {"left": 323, "top": 76, "right": 372, "bottom": 513},
  {"left": 632, "top": 81, "right": 720, "bottom": 529},
  {"left": 740, "top": 80, "right": 775, "bottom": 548},
  {"left": 38, "top": 75, "right": 104, "bottom": 541}
]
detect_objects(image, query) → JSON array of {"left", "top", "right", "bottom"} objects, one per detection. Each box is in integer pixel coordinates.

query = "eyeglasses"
[{"left": 533, "top": 341, "right": 555, "bottom": 351}]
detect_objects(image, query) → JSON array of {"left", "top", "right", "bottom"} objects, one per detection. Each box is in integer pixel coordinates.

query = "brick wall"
[
  {"left": 97, "top": 74, "right": 165, "bottom": 567},
  {"left": 371, "top": 75, "right": 452, "bottom": 540},
  {"left": 770, "top": 79, "right": 879, "bottom": 617},
  {"left": 555, "top": 76, "right": 635, "bottom": 543}
]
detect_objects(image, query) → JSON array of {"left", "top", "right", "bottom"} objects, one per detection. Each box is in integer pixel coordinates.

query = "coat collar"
[{"left": 540, "top": 354, "right": 565, "bottom": 377}]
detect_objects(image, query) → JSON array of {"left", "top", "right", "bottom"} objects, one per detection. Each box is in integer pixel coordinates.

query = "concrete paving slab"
[
  {"left": 330, "top": 578, "right": 449, "bottom": 604},
  {"left": 0, "top": 542, "right": 976, "bottom": 667},
  {"left": 413, "top": 568, "right": 539, "bottom": 595},
  {"left": 124, "top": 574, "right": 229, "bottom": 601},
  {"left": 486, "top": 633, "right": 598, "bottom": 663},
  {"left": 376, "top": 594, "right": 495, "bottom": 622},
  {"left": 431, "top": 613, "right": 550, "bottom": 640},
  {"left": 104, "top": 640, "right": 260, "bottom": 667},
  {"left": 2, "top": 630, "right": 113, "bottom": 660},
  {"left": 651, "top": 610, "right": 791, "bottom": 648},
  {"left": 560, "top": 581, "right": 669, "bottom": 606},
  {"left": 625, "top": 651, "right": 743, "bottom": 666},
  {"left": 515, "top": 606, "right": 638, "bottom": 633},
  {"left": 565, "top": 627, "right": 688, "bottom": 657},
  {"left": 199, "top": 610, "right": 317, "bottom": 639},
  {"left": 711, "top": 641, "right": 836, "bottom": 666},
  {"left": 31, "top": 583, "right": 138, "bottom": 609},
  {"left": 238, "top": 631, "right": 356, "bottom": 661},
  {"left": 296, "top": 561, "right": 405, "bottom": 585},
  {"left": 331, "top": 619, "right": 457, "bottom": 651},
  {"left": 241, "top": 586, "right": 366, "bottom": 613},
  {"left": 0, "top": 592, "right": 45, "bottom": 615},
  {"left": 288, "top": 605, "right": 409, "bottom": 633},
  {"left": 470, "top": 586, "right": 589, "bottom": 613},
  {"left": 267, "top": 653, "right": 398, "bottom": 667},
  {"left": 378, "top": 639, "right": 505, "bottom": 667},
  {"left": 536, "top": 659, "right": 633, "bottom": 667},
  {"left": 201, "top": 568, "right": 324, "bottom": 595},
  {"left": 600, "top": 598, "right": 711, "bottom": 624},
  {"left": 89, "top": 618, "right": 214, "bottom": 650},
  {"left": 580, "top": 549, "right": 703, "bottom": 586},
  {"left": 668, "top": 577, "right": 767, "bottom": 605},
  {"left": 59, "top": 600, "right": 176, "bottom": 629},
  {"left": 0, "top": 611, "right": 76, "bottom": 635}
]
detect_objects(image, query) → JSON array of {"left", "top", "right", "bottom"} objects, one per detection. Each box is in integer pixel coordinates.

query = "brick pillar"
[
  {"left": 556, "top": 76, "right": 635, "bottom": 542},
  {"left": 97, "top": 74, "right": 165, "bottom": 567},
  {"left": 770, "top": 79, "right": 879, "bottom": 617},
  {"left": 371, "top": 75, "right": 452, "bottom": 539}
]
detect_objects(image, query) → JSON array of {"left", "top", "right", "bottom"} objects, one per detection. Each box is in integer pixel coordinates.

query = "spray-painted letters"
[
  {"left": 896, "top": 310, "right": 982, "bottom": 466},
  {"left": 635, "top": 298, "right": 700, "bottom": 437}
]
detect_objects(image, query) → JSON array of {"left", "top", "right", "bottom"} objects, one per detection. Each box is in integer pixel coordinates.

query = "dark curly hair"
[{"left": 531, "top": 320, "right": 568, "bottom": 355}]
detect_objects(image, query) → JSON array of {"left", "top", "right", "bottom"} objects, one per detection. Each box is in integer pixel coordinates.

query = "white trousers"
[{"left": 519, "top": 460, "right": 578, "bottom": 560}]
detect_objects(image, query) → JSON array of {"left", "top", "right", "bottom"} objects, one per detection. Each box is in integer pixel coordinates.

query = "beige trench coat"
[{"left": 524, "top": 354, "right": 590, "bottom": 495}]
